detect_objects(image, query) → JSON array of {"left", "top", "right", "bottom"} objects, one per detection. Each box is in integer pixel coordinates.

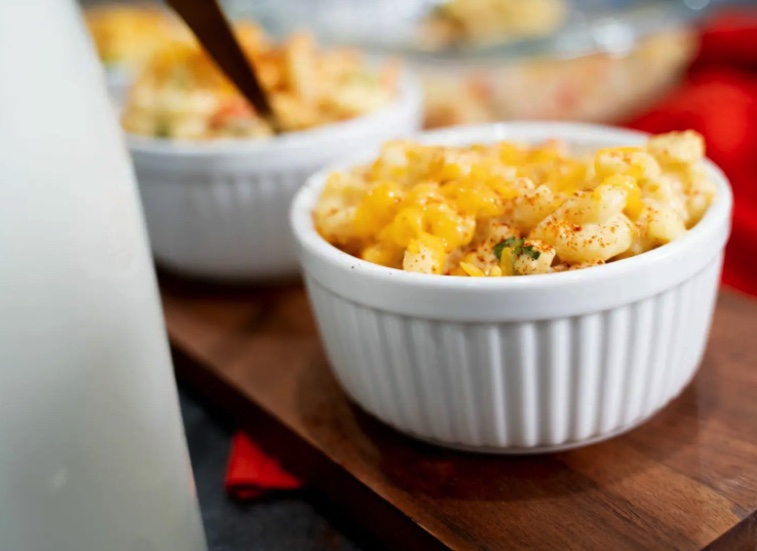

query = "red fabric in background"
[
  {"left": 627, "top": 10, "right": 757, "bottom": 296},
  {"left": 224, "top": 433, "right": 301, "bottom": 499},
  {"left": 224, "top": 11, "right": 757, "bottom": 499}
]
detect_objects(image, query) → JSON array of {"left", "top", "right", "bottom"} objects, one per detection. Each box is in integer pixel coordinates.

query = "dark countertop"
[{"left": 178, "top": 384, "right": 373, "bottom": 551}]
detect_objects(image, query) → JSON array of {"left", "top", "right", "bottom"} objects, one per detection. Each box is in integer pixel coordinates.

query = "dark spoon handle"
[{"left": 165, "top": 0, "right": 280, "bottom": 132}]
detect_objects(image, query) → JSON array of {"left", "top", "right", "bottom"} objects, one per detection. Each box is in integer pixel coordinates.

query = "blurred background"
[
  {"left": 80, "top": 0, "right": 743, "bottom": 129},
  {"left": 73, "top": 1, "right": 757, "bottom": 550}
]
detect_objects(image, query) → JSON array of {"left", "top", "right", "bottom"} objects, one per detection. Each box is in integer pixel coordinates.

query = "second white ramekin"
[
  {"left": 291, "top": 122, "right": 733, "bottom": 453},
  {"left": 128, "top": 74, "right": 423, "bottom": 281}
]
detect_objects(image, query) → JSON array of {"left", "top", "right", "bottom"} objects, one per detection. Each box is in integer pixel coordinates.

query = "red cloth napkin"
[
  {"left": 224, "top": 432, "right": 301, "bottom": 499},
  {"left": 224, "top": 10, "right": 757, "bottom": 499},
  {"left": 626, "top": 10, "right": 757, "bottom": 296}
]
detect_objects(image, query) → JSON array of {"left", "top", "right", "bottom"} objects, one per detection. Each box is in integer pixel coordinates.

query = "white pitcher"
[{"left": 0, "top": 1, "right": 207, "bottom": 550}]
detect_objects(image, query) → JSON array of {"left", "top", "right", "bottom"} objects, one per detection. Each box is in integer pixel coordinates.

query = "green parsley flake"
[
  {"left": 521, "top": 244, "right": 541, "bottom": 260},
  {"left": 493, "top": 237, "right": 541, "bottom": 262}
]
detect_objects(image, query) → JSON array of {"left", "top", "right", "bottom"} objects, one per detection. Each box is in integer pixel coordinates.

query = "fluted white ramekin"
[
  {"left": 127, "top": 74, "right": 423, "bottom": 280},
  {"left": 291, "top": 122, "right": 733, "bottom": 453}
]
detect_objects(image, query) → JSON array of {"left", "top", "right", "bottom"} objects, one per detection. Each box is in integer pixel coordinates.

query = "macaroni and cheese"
[
  {"left": 121, "top": 24, "right": 399, "bottom": 140},
  {"left": 420, "top": 0, "right": 567, "bottom": 49},
  {"left": 314, "top": 131, "right": 715, "bottom": 276},
  {"left": 85, "top": 4, "right": 186, "bottom": 68}
]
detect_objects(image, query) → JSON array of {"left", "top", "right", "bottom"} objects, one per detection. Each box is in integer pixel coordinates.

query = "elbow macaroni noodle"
[
  {"left": 420, "top": 0, "right": 567, "bottom": 49},
  {"left": 314, "top": 131, "right": 716, "bottom": 276}
]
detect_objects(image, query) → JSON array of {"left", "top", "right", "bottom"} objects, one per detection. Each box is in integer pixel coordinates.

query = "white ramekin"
[
  {"left": 127, "top": 74, "right": 423, "bottom": 280},
  {"left": 290, "top": 122, "right": 733, "bottom": 453}
]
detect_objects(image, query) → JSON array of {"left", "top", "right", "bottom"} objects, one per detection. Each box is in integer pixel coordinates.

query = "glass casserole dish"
[{"left": 224, "top": 0, "right": 716, "bottom": 128}]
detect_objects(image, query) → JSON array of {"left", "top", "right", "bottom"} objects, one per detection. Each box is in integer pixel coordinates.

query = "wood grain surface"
[{"left": 160, "top": 274, "right": 757, "bottom": 551}]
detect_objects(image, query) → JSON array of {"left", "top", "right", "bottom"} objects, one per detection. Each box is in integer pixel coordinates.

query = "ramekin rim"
[{"left": 290, "top": 121, "right": 733, "bottom": 290}]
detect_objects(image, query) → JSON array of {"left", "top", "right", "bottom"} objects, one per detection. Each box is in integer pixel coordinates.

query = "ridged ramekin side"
[
  {"left": 304, "top": 255, "right": 722, "bottom": 452},
  {"left": 136, "top": 167, "right": 306, "bottom": 279}
]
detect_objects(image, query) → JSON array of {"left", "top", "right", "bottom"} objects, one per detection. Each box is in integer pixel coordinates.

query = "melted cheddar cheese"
[{"left": 314, "top": 131, "right": 716, "bottom": 276}]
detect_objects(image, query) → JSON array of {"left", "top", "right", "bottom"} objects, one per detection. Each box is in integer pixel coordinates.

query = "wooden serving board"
[{"left": 160, "top": 273, "right": 757, "bottom": 551}]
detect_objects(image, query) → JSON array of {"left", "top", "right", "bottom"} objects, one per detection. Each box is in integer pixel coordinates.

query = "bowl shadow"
[{"left": 294, "top": 354, "right": 713, "bottom": 505}]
